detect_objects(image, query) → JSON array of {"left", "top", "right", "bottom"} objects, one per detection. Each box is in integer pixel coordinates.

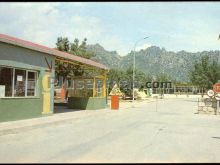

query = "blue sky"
[{"left": 1, "top": 2, "right": 220, "bottom": 56}]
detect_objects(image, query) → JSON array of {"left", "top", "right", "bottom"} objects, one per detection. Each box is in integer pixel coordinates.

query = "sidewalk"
[
  {"left": 0, "top": 108, "right": 110, "bottom": 136},
  {"left": 0, "top": 97, "right": 157, "bottom": 136}
]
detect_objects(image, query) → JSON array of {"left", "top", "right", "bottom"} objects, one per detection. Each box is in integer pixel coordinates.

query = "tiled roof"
[{"left": 0, "top": 34, "right": 108, "bottom": 70}]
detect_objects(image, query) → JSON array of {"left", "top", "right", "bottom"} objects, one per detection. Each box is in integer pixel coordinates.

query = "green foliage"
[
  {"left": 107, "top": 67, "right": 151, "bottom": 95},
  {"left": 56, "top": 37, "right": 95, "bottom": 59},
  {"left": 155, "top": 73, "right": 172, "bottom": 82},
  {"left": 56, "top": 37, "right": 70, "bottom": 52},
  {"left": 189, "top": 55, "right": 220, "bottom": 90},
  {"left": 70, "top": 38, "right": 95, "bottom": 59},
  {"left": 55, "top": 61, "right": 85, "bottom": 82},
  {"left": 123, "top": 66, "right": 149, "bottom": 90},
  {"left": 107, "top": 68, "right": 126, "bottom": 86},
  {"left": 55, "top": 37, "right": 95, "bottom": 83}
]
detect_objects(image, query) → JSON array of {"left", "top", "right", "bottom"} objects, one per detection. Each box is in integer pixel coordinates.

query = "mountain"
[
  {"left": 87, "top": 44, "right": 220, "bottom": 82},
  {"left": 86, "top": 44, "right": 122, "bottom": 69}
]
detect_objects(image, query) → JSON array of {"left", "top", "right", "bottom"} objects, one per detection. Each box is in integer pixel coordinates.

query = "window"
[
  {"left": 72, "top": 78, "right": 104, "bottom": 97},
  {"left": 96, "top": 79, "right": 103, "bottom": 97},
  {"left": 58, "top": 76, "right": 63, "bottom": 87},
  {"left": 0, "top": 67, "right": 13, "bottom": 97},
  {"left": 0, "top": 66, "right": 38, "bottom": 98},
  {"left": 27, "top": 71, "right": 37, "bottom": 96},
  {"left": 85, "top": 79, "right": 93, "bottom": 97},
  {"left": 75, "top": 79, "right": 84, "bottom": 97},
  {"left": 14, "top": 69, "right": 26, "bottom": 97}
]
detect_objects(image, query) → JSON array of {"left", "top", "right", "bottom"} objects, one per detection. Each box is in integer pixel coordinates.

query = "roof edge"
[{"left": 0, "top": 34, "right": 108, "bottom": 70}]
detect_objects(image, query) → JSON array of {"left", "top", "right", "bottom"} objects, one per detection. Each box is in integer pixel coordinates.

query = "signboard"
[
  {"left": 213, "top": 83, "right": 220, "bottom": 93},
  {"left": 215, "top": 94, "right": 220, "bottom": 101},
  {"left": 0, "top": 85, "right": 5, "bottom": 97},
  {"left": 215, "top": 94, "right": 220, "bottom": 115},
  {"left": 207, "top": 89, "right": 214, "bottom": 97},
  {"left": 17, "top": 75, "right": 23, "bottom": 82}
]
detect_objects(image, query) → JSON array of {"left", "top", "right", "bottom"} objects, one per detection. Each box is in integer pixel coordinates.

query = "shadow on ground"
[{"left": 54, "top": 103, "right": 84, "bottom": 114}]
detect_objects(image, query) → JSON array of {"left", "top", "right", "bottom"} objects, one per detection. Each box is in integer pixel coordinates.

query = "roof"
[{"left": 0, "top": 34, "right": 108, "bottom": 70}]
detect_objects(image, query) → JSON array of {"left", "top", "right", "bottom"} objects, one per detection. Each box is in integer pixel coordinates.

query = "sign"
[
  {"left": 215, "top": 94, "right": 220, "bottom": 101},
  {"left": 17, "top": 75, "right": 23, "bottom": 82},
  {"left": 207, "top": 89, "right": 214, "bottom": 97},
  {"left": 213, "top": 83, "right": 220, "bottom": 93},
  {"left": 0, "top": 85, "right": 5, "bottom": 97}
]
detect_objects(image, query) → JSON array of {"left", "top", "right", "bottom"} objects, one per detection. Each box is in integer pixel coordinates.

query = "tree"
[
  {"left": 56, "top": 37, "right": 95, "bottom": 59},
  {"left": 56, "top": 37, "right": 70, "bottom": 52},
  {"left": 107, "top": 69, "right": 123, "bottom": 85},
  {"left": 189, "top": 55, "right": 220, "bottom": 91},
  {"left": 70, "top": 38, "right": 95, "bottom": 59},
  {"left": 107, "top": 69, "right": 126, "bottom": 93},
  {"left": 70, "top": 38, "right": 79, "bottom": 54},
  {"left": 155, "top": 72, "right": 172, "bottom": 82},
  {"left": 55, "top": 37, "right": 96, "bottom": 86},
  {"left": 154, "top": 72, "right": 172, "bottom": 95},
  {"left": 107, "top": 67, "right": 153, "bottom": 97}
]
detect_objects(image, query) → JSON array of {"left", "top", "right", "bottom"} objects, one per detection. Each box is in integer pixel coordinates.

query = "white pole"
[
  {"left": 132, "top": 37, "right": 149, "bottom": 103},
  {"left": 132, "top": 48, "right": 136, "bottom": 103}
]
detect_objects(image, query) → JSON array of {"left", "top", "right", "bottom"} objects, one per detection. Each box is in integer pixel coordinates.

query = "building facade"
[{"left": 0, "top": 34, "right": 108, "bottom": 122}]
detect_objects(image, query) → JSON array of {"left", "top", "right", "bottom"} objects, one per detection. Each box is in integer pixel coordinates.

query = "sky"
[{"left": 1, "top": 2, "right": 220, "bottom": 56}]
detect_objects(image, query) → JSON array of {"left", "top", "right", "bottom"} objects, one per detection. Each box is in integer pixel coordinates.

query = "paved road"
[{"left": 1, "top": 98, "right": 220, "bottom": 163}]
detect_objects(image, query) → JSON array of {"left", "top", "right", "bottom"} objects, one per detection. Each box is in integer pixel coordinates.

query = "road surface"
[{"left": 0, "top": 98, "right": 220, "bottom": 163}]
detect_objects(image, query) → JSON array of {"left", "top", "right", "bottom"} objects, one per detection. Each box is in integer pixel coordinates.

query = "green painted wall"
[
  {"left": 0, "top": 42, "right": 54, "bottom": 69},
  {"left": 0, "top": 42, "right": 55, "bottom": 122},
  {"left": 68, "top": 97, "right": 106, "bottom": 110},
  {"left": 0, "top": 98, "right": 43, "bottom": 122}
]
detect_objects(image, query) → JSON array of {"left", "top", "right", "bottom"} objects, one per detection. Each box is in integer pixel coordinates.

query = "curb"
[
  {"left": 0, "top": 99, "right": 158, "bottom": 136},
  {"left": 0, "top": 108, "right": 110, "bottom": 136},
  {"left": 0, "top": 117, "right": 80, "bottom": 136}
]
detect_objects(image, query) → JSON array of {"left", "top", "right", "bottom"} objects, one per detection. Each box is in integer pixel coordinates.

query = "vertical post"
[
  {"left": 12, "top": 68, "right": 15, "bottom": 97},
  {"left": 74, "top": 79, "right": 76, "bottom": 96},
  {"left": 93, "top": 77, "right": 96, "bottom": 97},
  {"left": 132, "top": 36, "right": 149, "bottom": 103},
  {"left": 103, "top": 70, "right": 107, "bottom": 97},
  {"left": 106, "top": 83, "right": 108, "bottom": 106},
  {"left": 25, "top": 71, "right": 28, "bottom": 97},
  {"left": 50, "top": 66, "right": 55, "bottom": 113},
  {"left": 217, "top": 100, "right": 219, "bottom": 115},
  {"left": 133, "top": 49, "right": 135, "bottom": 103},
  {"left": 42, "top": 72, "right": 51, "bottom": 115}
]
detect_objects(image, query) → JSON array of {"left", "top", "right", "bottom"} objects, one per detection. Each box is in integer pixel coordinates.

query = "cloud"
[
  {"left": 1, "top": 2, "right": 220, "bottom": 56},
  {"left": 0, "top": 3, "right": 106, "bottom": 49},
  {"left": 135, "top": 43, "right": 152, "bottom": 51},
  {"left": 0, "top": 2, "right": 128, "bottom": 55},
  {"left": 0, "top": 2, "right": 132, "bottom": 55},
  {"left": 163, "top": 18, "right": 220, "bottom": 52},
  {"left": 68, "top": 15, "right": 105, "bottom": 42},
  {"left": 0, "top": 3, "right": 61, "bottom": 45},
  {"left": 98, "top": 35, "right": 129, "bottom": 56}
]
